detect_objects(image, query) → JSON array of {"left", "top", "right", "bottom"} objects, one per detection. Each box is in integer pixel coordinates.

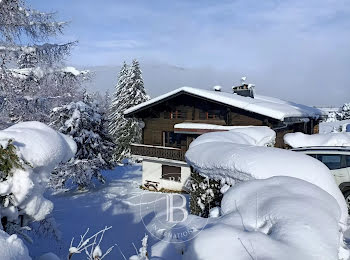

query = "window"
[
  {"left": 317, "top": 154, "right": 342, "bottom": 170},
  {"left": 346, "top": 155, "right": 350, "bottom": 167},
  {"left": 199, "top": 110, "right": 224, "bottom": 120},
  {"left": 162, "top": 165, "right": 181, "bottom": 182},
  {"left": 163, "top": 131, "right": 187, "bottom": 148},
  {"left": 164, "top": 110, "right": 187, "bottom": 119}
]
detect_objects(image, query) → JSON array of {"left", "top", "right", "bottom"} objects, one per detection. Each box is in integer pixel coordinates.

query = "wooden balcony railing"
[{"left": 130, "top": 143, "right": 186, "bottom": 161}]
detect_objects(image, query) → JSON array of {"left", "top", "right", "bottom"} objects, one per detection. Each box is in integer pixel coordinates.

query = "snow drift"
[
  {"left": 284, "top": 132, "right": 350, "bottom": 148},
  {"left": 0, "top": 230, "right": 31, "bottom": 260},
  {"left": 0, "top": 121, "right": 76, "bottom": 171},
  {"left": 0, "top": 122, "right": 76, "bottom": 220},
  {"left": 183, "top": 177, "right": 347, "bottom": 260},
  {"left": 176, "top": 127, "right": 350, "bottom": 260},
  {"left": 0, "top": 121, "right": 76, "bottom": 259},
  {"left": 186, "top": 128, "right": 348, "bottom": 225}
]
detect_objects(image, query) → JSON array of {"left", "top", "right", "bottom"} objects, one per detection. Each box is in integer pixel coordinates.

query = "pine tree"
[
  {"left": 0, "top": 0, "right": 84, "bottom": 128},
  {"left": 50, "top": 91, "right": 115, "bottom": 190},
  {"left": 337, "top": 103, "right": 350, "bottom": 120},
  {"left": 109, "top": 60, "right": 149, "bottom": 162},
  {"left": 108, "top": 62, "right": 129, "bottom": 138}
]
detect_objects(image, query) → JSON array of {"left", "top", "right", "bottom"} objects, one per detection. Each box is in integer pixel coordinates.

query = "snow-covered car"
[{"left": 292, "top": 147, "right": 350, "bottom": 205}]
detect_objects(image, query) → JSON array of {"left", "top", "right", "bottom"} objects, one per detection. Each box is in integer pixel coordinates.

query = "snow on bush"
[
  {"left": 129, "top": 234, "right": 149, "bottom": 260},
  {"left": 183, "top": 176, "right": 348, "bottom": 260},
  {"left": 0, "top": 121, "right": 76, "bottom": 221},
  {"left": 284, "top": 132, "right": 350, "bottom": 148},
  {"left": 338, "top": 103, "right": 350, "bottom": 121},
  {"left": 187, "top": 127, "right": 276, "bottom": 217},
  {"left": 186, "top": 128, "right": 348, "bottom": 225},
  {"left": 50, "top": 92, "right": 114, "bottom": 190},
  {"left": 169, "top": 127, "right": 350, "bottom": 260},
  {"left": 68, "top": 226, "right": 114, "bottom": 260},
  {"left": 0, "top": 230, "right": 31, "bottom": 260},
  {"left": 0, "top": 121, "right": 76, "bottom": 259}
]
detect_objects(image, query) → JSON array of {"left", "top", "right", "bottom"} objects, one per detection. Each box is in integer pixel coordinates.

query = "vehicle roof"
[{"left": 291, "top": 146, "right": 350, "bottom": 152}]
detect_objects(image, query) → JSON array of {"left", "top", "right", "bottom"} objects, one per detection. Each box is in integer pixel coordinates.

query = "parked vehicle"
[{"left": 292, "top": 146, "right": 350, "bottom": 207}]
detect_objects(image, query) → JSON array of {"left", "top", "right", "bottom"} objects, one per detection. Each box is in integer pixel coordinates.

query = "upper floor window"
[
  {"left": 199, "top": 110, "right": 224, "bottom": 120},
  {"left": 164, "top": 110, "right": 187, "bottom": 119}
]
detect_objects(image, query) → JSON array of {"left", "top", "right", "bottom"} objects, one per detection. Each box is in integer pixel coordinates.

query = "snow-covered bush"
[
  {"left": 187, "top": 127, "right": 276, "bottom": 217},
  {"left": 0, "top": 230, "right": 31, "bottom": 260},
  {"left": 186, "top": 128, "right": 347, "bottom": 224},
  {"left": 183, "top": 176, "right": 348, "bottom": 260},
  {"left": 68, "top": 226, "right": 113, "bottom": 260},
  {"left": 109, "top": 60, "right": 149, "bottom": 162},
  {"left": 338, "top": 103, "right": 350, "bottom": 121},
  {"left": 326, "top": 111, "right": 338, "bottom": 122},
  {"left": 150, "top": 127, "right": 349, "bottom": 259},
  {"left": 0, "top": 121, "right": 76, "bottom": 258},
  {"left": 50, "top": 92, "right": 114, "bottom": 190},
  {"left": 189, "top": 172, "right": 223, "bottom": 217},
  {"left": 129, "top": 234, "right": 149, "bottom": 260}
]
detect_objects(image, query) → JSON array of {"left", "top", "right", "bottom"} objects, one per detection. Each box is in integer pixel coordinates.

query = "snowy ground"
[
  {"left": 320, "top": 120, "right": 350, "bottom": 133},
  {"left": 27, "top": 165, "right": 175, "bottom": 260},
  {"left": 22, "top": 162, "right": 350, "bottom": 260}
]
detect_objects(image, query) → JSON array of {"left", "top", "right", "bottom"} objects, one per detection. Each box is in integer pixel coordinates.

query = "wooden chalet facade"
[{"left": 124, "top": 85, "right": 323, "bottom": 191}]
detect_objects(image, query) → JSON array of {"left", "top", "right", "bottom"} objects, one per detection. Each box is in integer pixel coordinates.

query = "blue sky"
[
  {"left": 27, "top": 0, "right": 350, "bottom": 105},
  {"left": 27, "top": 0, "right": 350, "bottom": 67}
]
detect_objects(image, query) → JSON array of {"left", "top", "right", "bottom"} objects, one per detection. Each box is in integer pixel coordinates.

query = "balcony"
[{"left": 130, "top": 143, "right": 186, "bottom": 161}]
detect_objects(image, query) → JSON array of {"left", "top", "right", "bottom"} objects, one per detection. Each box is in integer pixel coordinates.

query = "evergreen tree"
[
  {"left": 50, "top": 91, "right": 115, "bottom": 190},
  {"left": 109, "top": 60, "right": 149, "bottom": 162},
  {"left": 108, "top": 62, "right": 129, "bottom": 138},
  {"left": 337, "top": 103, "right": 350, "bottom": 120},
  {"left": 0, "top": 0, "right": 84, "bottom": 128}
]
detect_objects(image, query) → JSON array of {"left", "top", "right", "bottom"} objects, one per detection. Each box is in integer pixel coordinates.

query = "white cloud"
[
  {"left": 94, "top": 39, "right": 143, "bottom": 49},
  {"left": 46, "top": 0, "right": 350, "bottom": 106}
]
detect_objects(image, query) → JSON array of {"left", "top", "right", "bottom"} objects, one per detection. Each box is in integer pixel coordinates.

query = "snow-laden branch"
[{"left": 68, "top": 226, "right": 114, "bottom": 260}]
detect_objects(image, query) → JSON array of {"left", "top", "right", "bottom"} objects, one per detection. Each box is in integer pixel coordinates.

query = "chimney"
[
  {"left": 233, "top": 77, "right": 255, "bottom": 98},
  {"left": 213, "top": 85, "right": 222, "bottom": 92}
]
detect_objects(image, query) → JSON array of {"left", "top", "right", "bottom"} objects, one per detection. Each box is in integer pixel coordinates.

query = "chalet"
[{"left": 124, "top": 83, "right": 324, "bottom": 191}]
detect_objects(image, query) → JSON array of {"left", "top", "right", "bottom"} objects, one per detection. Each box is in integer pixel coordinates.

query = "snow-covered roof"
[
  {"left": 175, "top": 123, "right": 244, "bottom": 131},
  {"left": 124, "top": 86, "right": 323, "bottom": 121},
  {"left": 174, "top": 123, "right": 269, "bottom": 135}
]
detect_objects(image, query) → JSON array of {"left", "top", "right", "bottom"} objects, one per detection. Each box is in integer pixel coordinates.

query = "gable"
[
  {"left": 126, "top": 91, "right": 273, "bottom": 123},
  {"left": 124, "top": 87, "right": 323, "bottom": 121}
]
